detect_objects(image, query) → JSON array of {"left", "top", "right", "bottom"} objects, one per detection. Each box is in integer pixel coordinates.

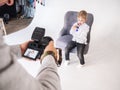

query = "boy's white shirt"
[{"left": 70, "top": 23, "right": 89, "bottom": 44}]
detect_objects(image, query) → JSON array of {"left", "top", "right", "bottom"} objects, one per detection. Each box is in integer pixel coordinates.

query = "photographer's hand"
[
  {"left": 40, "top": 41, "right": 57, "bottom": 63},
  {"left": 20, "top": 40, "right": 33, "bottom": 55}
]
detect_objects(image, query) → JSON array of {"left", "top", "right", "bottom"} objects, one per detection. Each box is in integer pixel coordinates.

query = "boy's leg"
[
  {"left": 65, "top": 41, "right": 76, "bottom": 60},
  {"left": 76, "top": 43, "right": 85, "bottom": 65}
]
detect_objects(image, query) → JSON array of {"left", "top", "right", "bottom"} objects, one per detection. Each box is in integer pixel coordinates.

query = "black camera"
[{"left": 23, "top": 27, "right": 62, "bottom": 66}]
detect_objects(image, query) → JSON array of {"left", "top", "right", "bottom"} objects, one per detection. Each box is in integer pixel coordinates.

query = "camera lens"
[{"left": 41, "top": 36, "right": 53, "bottom": 46}]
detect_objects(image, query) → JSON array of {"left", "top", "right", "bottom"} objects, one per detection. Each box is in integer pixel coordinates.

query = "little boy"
[{"left": 64, "top": 10, "right": 89, "bottom": 67}]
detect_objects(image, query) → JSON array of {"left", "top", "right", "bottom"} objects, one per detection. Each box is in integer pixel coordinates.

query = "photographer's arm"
[
  {"left": 9, "top": 41, "right": 31, "bottom": 59},
  {"left": 36, "top": 55, "right": 61, "bottom": 90},
  {"left": 10, "top": 45, "right": 22, "bottom": 58},
  {"left": 0, "top": 37, "right": 61, "bottom": 90},
  {"left": 36, "top": 41, "right": 61, "bottom": 90}
]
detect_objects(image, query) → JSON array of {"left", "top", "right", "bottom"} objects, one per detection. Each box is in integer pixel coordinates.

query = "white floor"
[
  {"left": 58, "top": 42, "right": 120, "bottom": 90},
  {"left": 4, "top": 2, "right": 120, "bottom": 90},
  {"left": 4, "top": 37, "right": 120, "bottom": 90}
]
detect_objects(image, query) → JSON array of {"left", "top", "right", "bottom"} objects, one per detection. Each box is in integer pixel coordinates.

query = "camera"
[{"left": 23, "top": 27, "right": 62, "bottom": 66}]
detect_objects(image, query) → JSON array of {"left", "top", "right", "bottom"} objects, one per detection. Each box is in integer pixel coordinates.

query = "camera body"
[
  {"left": 23, "top": 27, "right": 53, "bottom": 60},
  {"left": 23, "top": 27, "right": 62, "bottom": 66}
]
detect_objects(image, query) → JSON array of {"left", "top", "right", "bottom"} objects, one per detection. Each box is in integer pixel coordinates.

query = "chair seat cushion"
[
  {"left": 56, "top": 35, "right": 77, "bottom": 53},
  {"left": 56, "top": 35, "right": 72, "bottom": 50}
]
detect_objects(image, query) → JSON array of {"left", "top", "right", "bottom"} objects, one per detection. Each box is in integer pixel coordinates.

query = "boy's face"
[{"left": 77, "top": 16, "right": 86, "bottom": 25}]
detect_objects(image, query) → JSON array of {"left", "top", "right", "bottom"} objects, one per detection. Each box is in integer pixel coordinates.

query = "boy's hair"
[{"left": 77, "top": 10, "right": 87, "bottom": 20}]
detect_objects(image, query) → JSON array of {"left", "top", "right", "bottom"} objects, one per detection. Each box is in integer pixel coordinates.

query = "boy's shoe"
[
  {"left": 76, "top": 64, "right": 84, "bottom": 68},
  {"left": 64, "top": 60, "right": 70, "bottom": 66}
]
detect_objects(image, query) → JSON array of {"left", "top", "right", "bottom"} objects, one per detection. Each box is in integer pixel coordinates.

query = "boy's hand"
[{"left": 71, "top": 23, "right": 80, "bottom": 30}]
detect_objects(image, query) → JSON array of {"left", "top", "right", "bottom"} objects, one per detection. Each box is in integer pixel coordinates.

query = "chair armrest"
[
  {"left": 59, "top": 27, "right": 68, "bottom": 37},
  {"left": 56, "top": 35, "right": 73, "bottom": 51}
]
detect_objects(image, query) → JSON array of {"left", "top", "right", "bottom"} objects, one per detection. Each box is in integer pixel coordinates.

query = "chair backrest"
[{"left": 63, "top": 11, "right": 78, "bottom": 35}]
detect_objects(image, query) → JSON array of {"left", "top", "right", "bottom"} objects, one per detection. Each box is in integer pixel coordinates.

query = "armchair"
[{"left": 56, "top": 11, "right": 94, "bottom": 54}]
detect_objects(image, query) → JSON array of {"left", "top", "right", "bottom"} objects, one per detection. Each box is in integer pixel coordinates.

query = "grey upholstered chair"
[{"left": 56, "top": 11, "right": 94, "bottom": 54}]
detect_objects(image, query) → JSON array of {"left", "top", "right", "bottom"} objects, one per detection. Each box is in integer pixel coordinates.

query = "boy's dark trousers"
[{"left": 65, "top": 41, "right": 85, "bottom": 65}]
